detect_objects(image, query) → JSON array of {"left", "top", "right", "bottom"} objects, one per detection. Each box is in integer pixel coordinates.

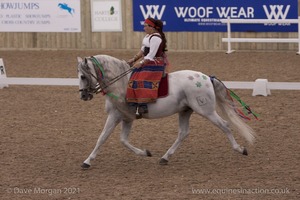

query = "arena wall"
[{"left": 0, "top": 0, "right": 299, "bottom": 51}]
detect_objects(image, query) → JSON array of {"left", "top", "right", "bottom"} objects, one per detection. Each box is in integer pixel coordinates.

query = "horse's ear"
[{"left": 77, "top": 57, "right": 83, "bottom": 63}]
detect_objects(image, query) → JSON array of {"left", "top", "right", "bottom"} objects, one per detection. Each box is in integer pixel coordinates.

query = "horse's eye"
[{"left": 81, "top": 75, "right": 86, "bottom": 80}]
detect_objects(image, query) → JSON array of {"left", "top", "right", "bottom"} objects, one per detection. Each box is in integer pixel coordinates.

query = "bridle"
[
  {"left": 78, "top": 58, "right": 101, "bottom": 95},
  {"left": 79, "top": 56, "right": 134, "bottom": 98}
]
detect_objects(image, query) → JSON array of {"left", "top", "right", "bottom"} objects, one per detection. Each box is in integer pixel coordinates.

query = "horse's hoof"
[
  {"left": 81, "top": 163, "right": 90, "bottom": 169},
  {"left": 159, "top": 158, "right": 168, "bottom": 165},
  {"left": 146, "top": 149, "right": 152, "bottom": 157},
  {"left": 242, "top": 148, "right": 248, "bottom": 156},
  {"left": 135, "top": 113, "right": 142, "bottom": 119}
]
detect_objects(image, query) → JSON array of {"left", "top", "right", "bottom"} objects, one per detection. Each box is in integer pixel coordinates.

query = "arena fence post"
[{"left": 252, "top": 79, "right": 271, "bottom": 96}]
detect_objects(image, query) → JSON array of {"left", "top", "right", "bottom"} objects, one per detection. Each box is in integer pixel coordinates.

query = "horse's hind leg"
[
  {"left": 206, "top": 112, "right": 247, "bottom": 155},
  {"left": 120, "top": 120, "right": 152, "bottom": 156},
  {"left": 160, "top": 109, "right": 193, "bottom": 165},
  {"left": 82, "top": 112, "right": 122, "bottom": 169}
]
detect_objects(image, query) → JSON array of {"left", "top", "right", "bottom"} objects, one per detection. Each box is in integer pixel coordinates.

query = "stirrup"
[
  {"left": 135, "top": 107, "right": 142, "bottom": 119},
  {"left": 95, "top": 83, "right": 102, "bottom": 93}
]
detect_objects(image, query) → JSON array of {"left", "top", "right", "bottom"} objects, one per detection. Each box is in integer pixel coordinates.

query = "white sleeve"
[
  {"left": 141, "top": 35, "right": 149, "bottom": 52},
  {"left": 144, "top": 36, "right": 162, "bottom": 60}
]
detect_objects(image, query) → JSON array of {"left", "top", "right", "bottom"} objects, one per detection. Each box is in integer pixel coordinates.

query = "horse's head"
[
  {"left": 77, "top": 57, "right": 99, "bottom": 101},
  {"left": 77, "top": 55, "right": 133, "bottom": 102}
]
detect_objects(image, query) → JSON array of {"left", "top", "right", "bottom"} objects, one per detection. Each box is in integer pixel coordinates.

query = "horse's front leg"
[
  {"left": 120, "top": 120, "right": 152, "bottom": 157},
  {"left": 82, "top": 111, "right": 122, "bottom": 169}
]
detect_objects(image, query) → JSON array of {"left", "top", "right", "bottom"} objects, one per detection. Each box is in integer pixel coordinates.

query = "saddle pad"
[{"left": 158, "top": 74, "right": 168, "bottom": 98}]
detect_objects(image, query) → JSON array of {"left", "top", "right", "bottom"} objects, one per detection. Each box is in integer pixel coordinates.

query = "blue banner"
[{"left": 133, "top": 0, "right": 298, "bottom": 32}]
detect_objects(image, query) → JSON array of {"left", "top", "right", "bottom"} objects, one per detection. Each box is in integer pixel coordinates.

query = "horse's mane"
[
  {"left": 94, "top": 55, "right": 135, "bottom": 119},
  {"left": 93, "top": 55, "right": 135, "bottom": 118}
]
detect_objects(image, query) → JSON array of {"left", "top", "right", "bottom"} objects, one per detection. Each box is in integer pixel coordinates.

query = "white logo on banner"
[
  {"left": 140, "top": 5, "right": 166, "bottom": 19},
  {"left": 263, "top": 5, "right": 290, "bottom": 19}
]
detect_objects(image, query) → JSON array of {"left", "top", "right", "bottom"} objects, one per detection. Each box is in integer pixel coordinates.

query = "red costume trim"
[{"left": 144, "top": 18, "right": 155, "bottom": 27}]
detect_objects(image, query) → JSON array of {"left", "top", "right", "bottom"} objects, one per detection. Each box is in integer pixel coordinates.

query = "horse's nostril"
[{"left": 81, "top": 93, "right": 87, "bottom": 100}]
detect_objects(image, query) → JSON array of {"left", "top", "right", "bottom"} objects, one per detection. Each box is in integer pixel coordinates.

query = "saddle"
[
  {"left": 131, "top": 74, "right": 169, "bottom": 119},
  {"left": 157, "top": 74, "right": 169, "bottom": 98}
]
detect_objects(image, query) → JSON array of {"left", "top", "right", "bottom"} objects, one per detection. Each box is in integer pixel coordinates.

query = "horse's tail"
[{"left": 211, "top": 76, "right": 256, "bottom": 144}]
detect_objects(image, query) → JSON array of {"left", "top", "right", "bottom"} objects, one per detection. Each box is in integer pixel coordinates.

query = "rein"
[{"left": 89, "top": 56, "right": 134, "bottom": 99}]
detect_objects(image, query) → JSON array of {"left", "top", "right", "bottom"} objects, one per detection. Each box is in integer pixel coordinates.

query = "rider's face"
[{"left": 144, "top": 23, "right": 154, "bottom": 34}]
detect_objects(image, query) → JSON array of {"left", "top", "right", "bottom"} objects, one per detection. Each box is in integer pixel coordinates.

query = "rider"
[{"left": 126, "top": 17, "right": 168, "bottom": 118}]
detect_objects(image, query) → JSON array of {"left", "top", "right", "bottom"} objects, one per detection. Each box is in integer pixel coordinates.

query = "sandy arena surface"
[{"left": 0, "top": 50, "right": 299, "bottom": 199}]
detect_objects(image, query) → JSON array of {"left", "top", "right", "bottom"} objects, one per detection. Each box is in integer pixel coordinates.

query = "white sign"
[
  {"left": 91, "top": 0, "right": 122, "bottom": 32},
  {"left": 0, "top": 0, "right": 81, "bottom": 32}
]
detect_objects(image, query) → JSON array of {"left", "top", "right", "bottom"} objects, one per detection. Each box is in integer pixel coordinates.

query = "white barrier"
[
  {"left": 0, "top": 78, "right": 78, "bottom": 86},
  {"left": 0, "top": 77, "right": 300, "bottom": 91},
  {"left": 220, "top": 17, "right": 300, "bottom": 54}
]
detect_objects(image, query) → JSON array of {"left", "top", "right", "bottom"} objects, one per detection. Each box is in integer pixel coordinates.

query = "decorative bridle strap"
[
  {"left": 90, "top": 56, "right": 105, "bottom": 79},
  {"left": 89, "top": 56, "right": 134, "bottom": 99}
]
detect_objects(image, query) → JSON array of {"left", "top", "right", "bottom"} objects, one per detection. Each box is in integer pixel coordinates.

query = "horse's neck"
[
  {"left": 102, "top": 57, "right": 130, "bottom": 101},
  {"left": 102, "top": 59, "right": 134, "bottom": 118}
]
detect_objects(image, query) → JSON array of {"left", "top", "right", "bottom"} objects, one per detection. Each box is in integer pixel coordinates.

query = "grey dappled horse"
[{"left": 77, "top": 55, "right": 255, "bottom": 169}]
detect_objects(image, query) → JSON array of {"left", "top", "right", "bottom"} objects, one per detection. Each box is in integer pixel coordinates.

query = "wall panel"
[{"left": 0, "top": 0, "right": 299, "bottom": 51}]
